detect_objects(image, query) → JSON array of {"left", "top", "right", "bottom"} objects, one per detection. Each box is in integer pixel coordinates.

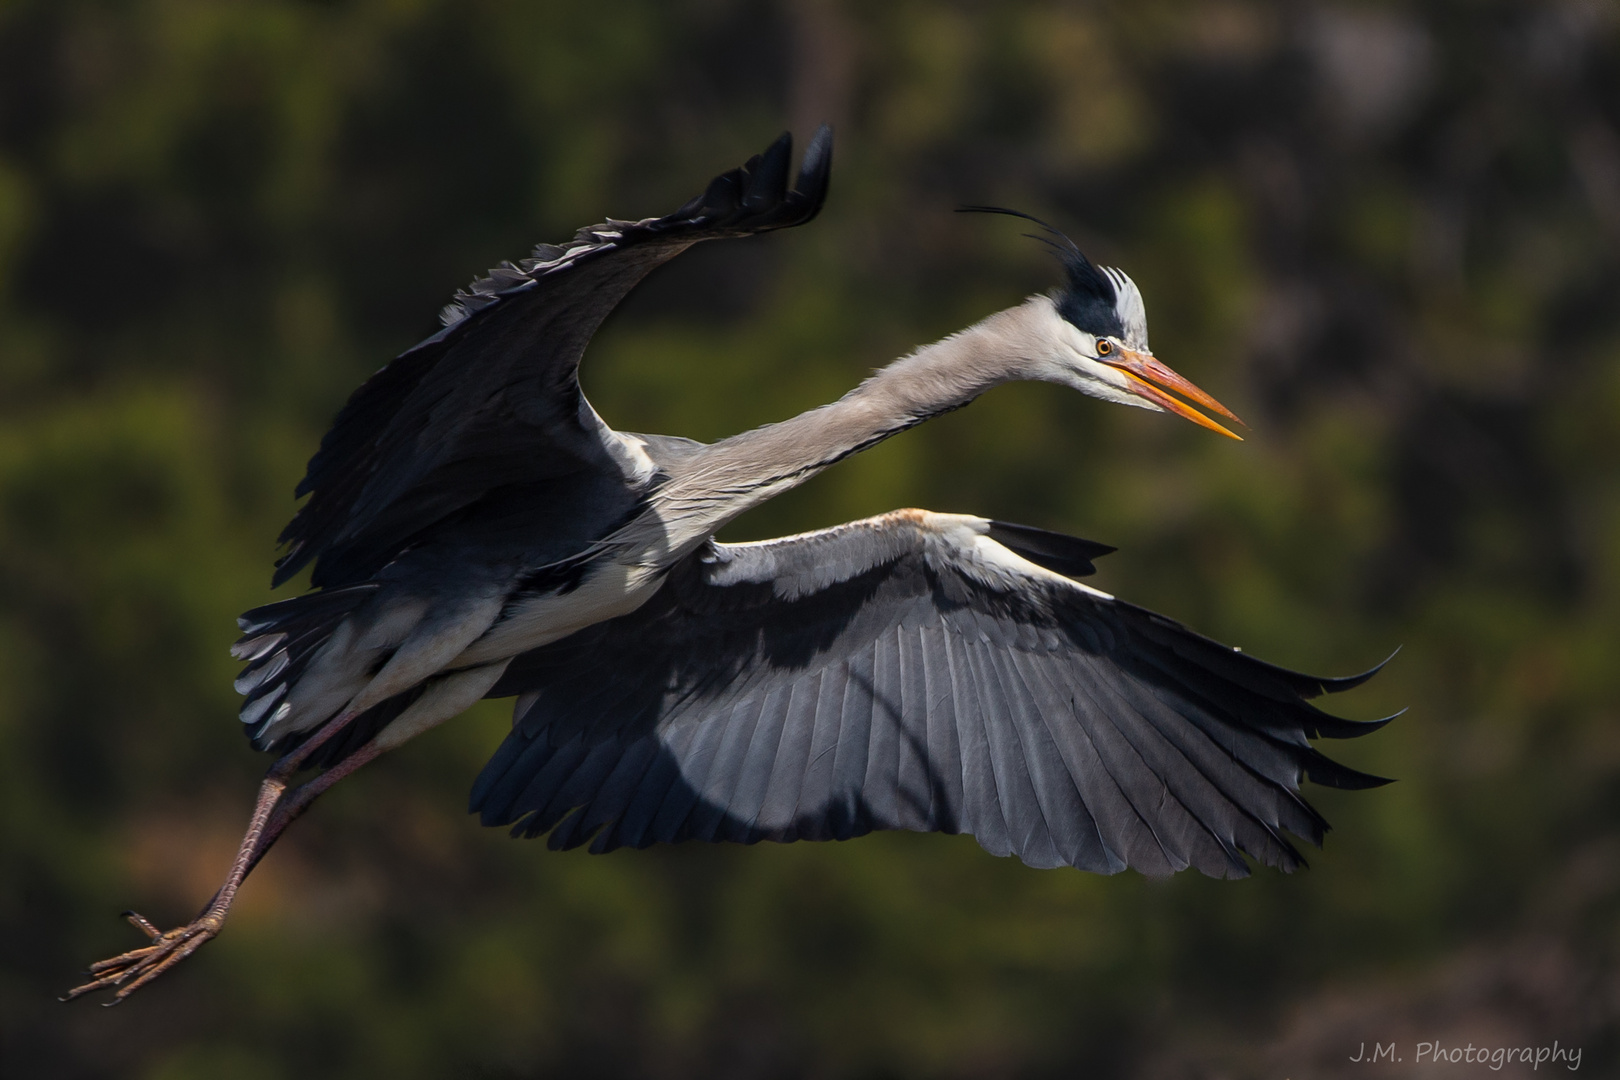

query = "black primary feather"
[
  {"left": 985, "top": 520, "right": 1116, "bottom": 578},
  {"left": 273, "top": 126, "right": 833, "bottom": 590}
]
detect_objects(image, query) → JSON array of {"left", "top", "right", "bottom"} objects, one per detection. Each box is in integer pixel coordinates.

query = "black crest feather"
[{"left": 958, "top": 205, "right": 1126, "bottom": 339}]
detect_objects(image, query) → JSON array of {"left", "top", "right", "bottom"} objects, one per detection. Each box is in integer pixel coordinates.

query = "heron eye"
[{"left": 1096, "top": 339, "right": 1113, "bottom": 356}]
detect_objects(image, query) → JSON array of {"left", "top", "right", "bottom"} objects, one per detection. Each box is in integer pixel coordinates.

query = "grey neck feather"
[{"left": 644, "top": 295, "right": 1060, "bottom": 555}]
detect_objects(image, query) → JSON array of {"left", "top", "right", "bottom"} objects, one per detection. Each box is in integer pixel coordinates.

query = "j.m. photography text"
[{"left": 1348, "top": 1040, "right": 1582, "bottom": 1071}]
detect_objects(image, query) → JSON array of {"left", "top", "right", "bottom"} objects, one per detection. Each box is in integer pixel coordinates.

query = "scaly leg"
[
  {"left": 239, "top": 662, "right": 508, "bottom": 878},
  {"left": 62, "top": 706, "right": 361, "bottom": 1005},
  {"left": 63, "top": 662, "right": 508, "bottom": 1004},
  {"left": 243, "top": 737, "right": 388, "bottom": 877}
]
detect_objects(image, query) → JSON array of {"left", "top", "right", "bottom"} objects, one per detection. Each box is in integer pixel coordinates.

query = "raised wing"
[
  {"left": 274, "top": 127, "right": 834, "bottom": 589},
  {"left": 472, "top": 511, "right": 1392, "bottom": 877}
]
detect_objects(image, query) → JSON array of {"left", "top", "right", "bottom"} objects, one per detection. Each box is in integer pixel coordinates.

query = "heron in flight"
[{"left": 68, "top": 128, "right": 1390, "bottom": 1003}]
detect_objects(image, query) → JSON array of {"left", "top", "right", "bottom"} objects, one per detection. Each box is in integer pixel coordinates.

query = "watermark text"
[{"left": 1347, "top": 1040, "right": 1581, "bottom": 1071}]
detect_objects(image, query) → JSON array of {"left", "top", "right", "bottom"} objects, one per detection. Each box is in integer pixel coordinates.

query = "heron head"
[
  {"left": 964, "top": 206, "right": 1245, "bottom": 440},
  {"left": 1043, "top": 250, "right": 1244, "bottom": 437},
  {"left": 1050, "top": 246, "right": 1245, "bottom": 440}
]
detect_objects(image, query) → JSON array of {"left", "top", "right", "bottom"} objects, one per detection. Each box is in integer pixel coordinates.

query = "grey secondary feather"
[{"left": 474, "top": 512, "right": 1391, "bottom": 874}]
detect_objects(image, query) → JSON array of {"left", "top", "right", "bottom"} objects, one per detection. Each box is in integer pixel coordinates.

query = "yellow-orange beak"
[{"left": 1103, "top": 346, "right": 1246, "bottom": 440}]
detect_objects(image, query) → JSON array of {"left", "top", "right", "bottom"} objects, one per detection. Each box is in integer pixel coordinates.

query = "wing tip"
[
  {"left": 795, "top": 123, "right": 834, "bottom": 217},
  {"left": 1304, "top": 748, "right": 1395, "bottom": 790},
  {"left": 985, "top": 518, "right": 1116, "bottom": 578},
  {"left": 1305, "top": 705, "right": 1405, "bottom": 741},
  {"left": 1314, "top": 646, "right": 1402, "bottom": 696},
  {"left": 672, "top": 126, "right": 834, "bottom": 232}
]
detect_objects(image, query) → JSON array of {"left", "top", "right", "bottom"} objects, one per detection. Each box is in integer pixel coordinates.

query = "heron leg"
[
  {"left": 237, "top": 663, "right": 509, "bottom": 877},
  {"left": 63, "top": 663, "right": 509, "bottom": 1004},
  {"left": 61, "top": 704, "right": 366, "bottom": 1005},
  {"left": 241, "top": 661, "right": 510, "bottom": 874}
]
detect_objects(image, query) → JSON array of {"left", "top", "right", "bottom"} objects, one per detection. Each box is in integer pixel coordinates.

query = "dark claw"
[{"left": 64, "top": 912, "right": 222, "bottom": 1003}]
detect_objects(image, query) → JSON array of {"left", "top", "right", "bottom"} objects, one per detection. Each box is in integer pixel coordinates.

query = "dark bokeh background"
[{"left": 2, "top": 2, "right": 1618, "bottom": 1077}]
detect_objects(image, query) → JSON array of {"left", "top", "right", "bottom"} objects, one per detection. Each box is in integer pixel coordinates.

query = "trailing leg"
[
  {"left": 62, "top": 704, "right": 362, "bottom": 1005},
  {"left": 63, "top": 663, "right": 506, "bottom": 1004}
]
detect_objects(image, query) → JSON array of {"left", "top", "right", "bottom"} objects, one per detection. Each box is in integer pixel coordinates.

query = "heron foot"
[{"left": 61, "top": 909, "right": 223, "bottom": 1005}]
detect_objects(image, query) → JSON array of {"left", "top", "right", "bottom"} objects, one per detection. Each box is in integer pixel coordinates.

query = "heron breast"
[{"left": 454, "top": 558, "right": 665, "bottom": 666}]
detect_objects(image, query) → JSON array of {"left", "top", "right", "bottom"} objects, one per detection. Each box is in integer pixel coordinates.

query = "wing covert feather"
[{"left": 475, "top": 511, "right": 1391, "bottom": 875}]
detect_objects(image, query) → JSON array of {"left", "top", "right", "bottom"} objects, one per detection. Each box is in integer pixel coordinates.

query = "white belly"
[{"left": 453, "top": 558, "right": 666, "bottom": 667}]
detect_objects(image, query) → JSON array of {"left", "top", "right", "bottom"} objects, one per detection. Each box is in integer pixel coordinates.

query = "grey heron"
[{"left": 67, "top": 127, "right": 1391, "bottom": 1004}]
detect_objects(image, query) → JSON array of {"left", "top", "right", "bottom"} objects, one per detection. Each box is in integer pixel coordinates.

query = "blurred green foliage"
[{"left": 2, "top": 1, "right": 1618, "bottom": 1076}]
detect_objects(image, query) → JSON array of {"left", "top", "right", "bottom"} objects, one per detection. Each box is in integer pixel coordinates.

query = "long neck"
[{"left": 647, "top": 295, "right": 1060, "bottom": 552}]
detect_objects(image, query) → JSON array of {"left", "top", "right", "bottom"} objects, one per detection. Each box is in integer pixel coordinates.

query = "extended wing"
[
  {"left": 473, "top": 511, "right": 1391, "bottom": 877},
  {"left": 274, "top": 128, "right": 833, "bottom": 589}
]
